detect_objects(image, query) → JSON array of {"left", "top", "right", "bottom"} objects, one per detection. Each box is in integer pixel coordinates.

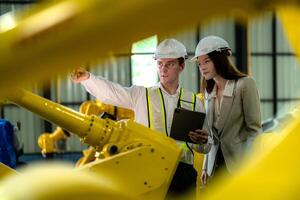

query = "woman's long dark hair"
[{"left": 200, "top": 50, "right": 247, "bottom": 94}]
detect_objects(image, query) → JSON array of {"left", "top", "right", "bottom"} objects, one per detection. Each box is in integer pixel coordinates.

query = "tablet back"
[{"left": 170, "top": 108, "right": 206, "bottom": 143}]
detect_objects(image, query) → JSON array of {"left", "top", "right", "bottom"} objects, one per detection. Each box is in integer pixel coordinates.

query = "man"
[{"left": 71, "top": 38, "right": 210, "bottom": 196}]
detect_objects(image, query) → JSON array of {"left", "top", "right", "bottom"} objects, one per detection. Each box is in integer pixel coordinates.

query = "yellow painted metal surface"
[
  {"left": 277, "top": 6, "right": 300, "bottom": 63},
  {"left": 0, "top": 0, "right": 300, "bottom": 199},
  {"left": 0, "top": 163, "right": 18, "bottom": 180},
  {"left": 80, "top": 146, "right": 177, "bottom": 200},
  {"left": 75, "top": 100, "right": 134, "bottom": 166},
  {"left": 0, "top": 163, "right": 134, "bottom": 200},
  {"left": 6, "top": 88, "right": 90, "bottom": 140},
  {"left": 75, "top": 147, "right": 96, "bottom": 167},
  {"left": 5, "top": 88, "right": 181, "bottom": 200},
  {"left": 38, "top": 127, "right": 68, "bottom": 155},
  {"left": 79, "top": 100, "right": 134, "bottom": 120},
  {"left": 37, "top": 100, "right": 133, "bottom": 155}
]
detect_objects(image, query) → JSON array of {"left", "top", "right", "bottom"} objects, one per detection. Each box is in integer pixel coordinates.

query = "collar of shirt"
[
  {"left": 155, "top": 82, "right": 181, "bottom": 98},
  {"left": 207, "top": 79, "right": 235, "bottom": 100},
  {"left": 223, "top": 79, "right": 235, "bottom": 97}
]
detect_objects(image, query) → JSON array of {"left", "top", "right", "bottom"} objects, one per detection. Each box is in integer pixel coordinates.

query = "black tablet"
[{"left": 170, "top": 108, "right": 206, "bottom": 143}]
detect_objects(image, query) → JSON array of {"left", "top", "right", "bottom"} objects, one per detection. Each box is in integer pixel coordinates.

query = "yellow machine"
[
  {"left": 38, "top": 100, "right": 134, "bottom": 161},
  {"left": 77, "top": 100, "right": 135, "bottom": 167},
  {"left": 38, "top": 126, "right": 69, "bottom": 157},
  {"left": 4, "top": 88, "right": 182, "bottom": 200},
  {"left": 79, "top": 100, "right": 134, "bottom": 120},
  {"left": 1, "top": 0, "right": 300, "bottom": 199}
]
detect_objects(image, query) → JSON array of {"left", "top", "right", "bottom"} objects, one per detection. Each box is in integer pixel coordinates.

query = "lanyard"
[
  {"left": 159, "top": 87, "right": 183, "bottom": 136},
  {"left": 147, "top": 87, "right": 195, "bottom": 136}
]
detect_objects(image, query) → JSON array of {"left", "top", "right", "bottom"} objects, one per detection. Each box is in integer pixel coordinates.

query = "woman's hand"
[
  {"left": 201, "top": 169, "right": 209, "bottom": 186},
  {"left": 70, "top": 67, "right": 90, "bottom": 83},
  {"left": 188, "top": 129, "right": 208, "bottom": 144}
]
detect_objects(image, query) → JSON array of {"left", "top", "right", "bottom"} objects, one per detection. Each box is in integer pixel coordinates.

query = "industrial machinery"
[
  {"left": 79, "top": 100, "right": 134, "bottom": 120},
  {"left": 4, "top": 88, "right": 182, "bottom": 200},
  {"left": 1, "top": 0, "right": 300, "bottom": 199},
  {"left": 76, "top": 100, "right": 135, "bottom": 166},
  {"left": 38, "top": 100, "right": 134, "bottom": 161},
  {"left": 38, "top": 126, "right": 70, "bottom": 158}
]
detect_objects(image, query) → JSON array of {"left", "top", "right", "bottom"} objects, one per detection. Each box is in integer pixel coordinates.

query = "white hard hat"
[
  {"left": 154, "top": 39, "right": 188, "bottom": 60},
  {"left": 191, "top": 36, "right": 231, "bottom": 61}
]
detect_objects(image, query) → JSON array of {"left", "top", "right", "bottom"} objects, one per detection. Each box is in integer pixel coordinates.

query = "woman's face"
[{"left": 196, "top": 55, "right": 217, "bottom": 80}]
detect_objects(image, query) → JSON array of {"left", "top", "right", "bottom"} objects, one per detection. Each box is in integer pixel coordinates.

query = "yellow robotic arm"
[
  {"left": 37, "top": 99, "right": 134, "bottom": 159},
  {"left": 6, "top": 88, "right": 181, "bottom": 200},
  {"left": 76, "top": 100, "right": 134, "bottom": 167},
  {"left": 79, "top": 100, "right": 134, "bottom": 120},
  {"left": 38, "top": 126, "right": 69, "bottom": 157}
]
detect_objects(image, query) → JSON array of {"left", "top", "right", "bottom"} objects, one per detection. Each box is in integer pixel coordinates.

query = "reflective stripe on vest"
[{"left": 146, "top": 87, "right": 197, "bottom": 164}]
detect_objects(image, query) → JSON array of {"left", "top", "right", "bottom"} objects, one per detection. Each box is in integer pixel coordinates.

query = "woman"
[{"left": 192, "top": 36, "right": 262, "bottom": 185}]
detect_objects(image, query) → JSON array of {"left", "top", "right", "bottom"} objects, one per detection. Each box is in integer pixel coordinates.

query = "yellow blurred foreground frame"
[{"left": 0, "top": 0, "right": 299, "bottom": 94}]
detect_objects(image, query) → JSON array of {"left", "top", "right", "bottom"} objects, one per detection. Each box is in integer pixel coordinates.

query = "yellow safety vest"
[{"left": 146, "top": 87, "right": 197, "bottom": 164}]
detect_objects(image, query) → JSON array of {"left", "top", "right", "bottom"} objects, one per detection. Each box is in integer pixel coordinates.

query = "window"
[
  {"left": 249, "top": 12, "right": 300, "bottom": 121},
  {"left": 131, "top": 36, "right": 158, "bottom": 87}
]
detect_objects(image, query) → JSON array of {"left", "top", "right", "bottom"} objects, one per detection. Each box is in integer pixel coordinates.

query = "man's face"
[{"left": 157, "top": 58, "right": 184, "bottom": 85}]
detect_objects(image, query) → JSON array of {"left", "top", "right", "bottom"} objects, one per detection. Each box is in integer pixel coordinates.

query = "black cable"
[{"left": 185, "top": 141, "right": 194, "bottom": 156}]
